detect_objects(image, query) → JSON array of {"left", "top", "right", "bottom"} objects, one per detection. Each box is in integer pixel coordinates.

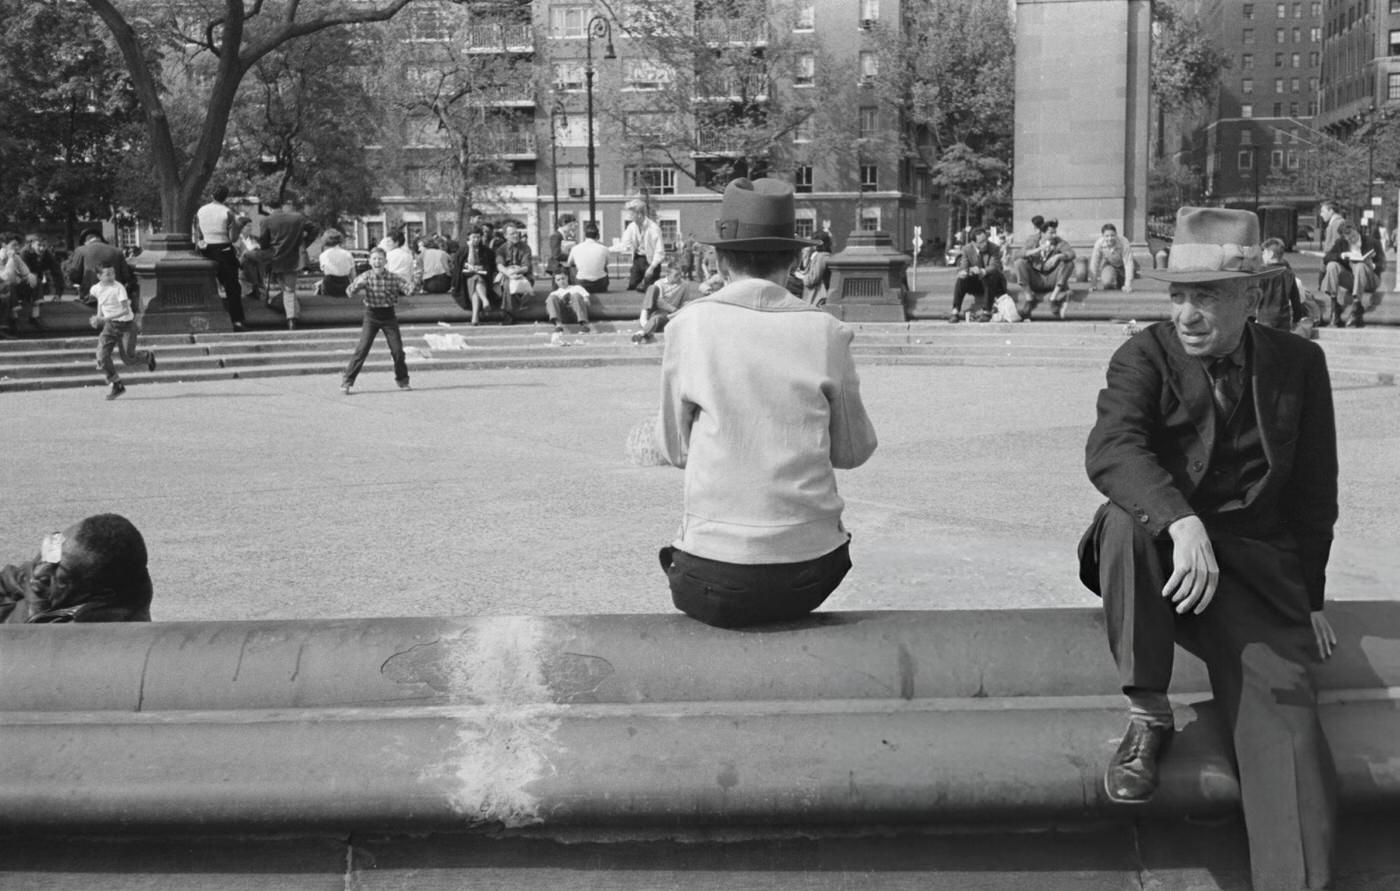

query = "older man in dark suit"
[{"left": 1078, "top": 207, "right": 1339, "bottom": 890}]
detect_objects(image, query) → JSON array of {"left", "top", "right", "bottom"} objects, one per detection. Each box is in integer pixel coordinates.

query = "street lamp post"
[
  {"left": 584, "top": 15, "right": 615, "bottom": 229},
  {"left": 550, "top": 102, "right": 566, "bottom": 228}
]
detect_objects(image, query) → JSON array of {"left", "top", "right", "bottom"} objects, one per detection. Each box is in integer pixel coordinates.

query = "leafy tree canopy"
[{"left": 0, "top": 0, "right": 144, "bottom": 242}]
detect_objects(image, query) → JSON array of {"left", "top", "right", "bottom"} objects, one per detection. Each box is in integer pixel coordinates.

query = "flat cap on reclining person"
[{"left": 0, "top": 513, "right": 153, "bottom": 624}]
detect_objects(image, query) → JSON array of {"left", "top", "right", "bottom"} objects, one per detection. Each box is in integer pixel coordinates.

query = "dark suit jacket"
[
  {"left": 1083, "top": 320, "right": 1338, "bottom": 609},
  {"left": 1322, "top": 233, "right": 1386, "bottom": 276},
  {"left": 65, "top": 241, "right": 135, "bottom": 297},
  {"left": 450, "top": 243, "right": 497, "bottom": 296}
]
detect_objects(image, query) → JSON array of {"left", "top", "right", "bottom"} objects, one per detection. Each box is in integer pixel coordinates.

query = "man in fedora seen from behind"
[
  {"left": 1078, "top": 207, "right": 1339, "bottom": 890},
  {"left": 653, "top": 178, "right": 878, "bottom": 629}
]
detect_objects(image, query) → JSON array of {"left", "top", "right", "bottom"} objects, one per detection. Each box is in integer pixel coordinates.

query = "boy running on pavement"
[{"left": 89, "top": 261, "right": 155, "bottom": 400}]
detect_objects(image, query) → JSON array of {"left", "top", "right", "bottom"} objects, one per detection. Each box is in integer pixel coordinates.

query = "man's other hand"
[
  {"left": 1311, "top": 611, "right": 1337, "bottom": 660},
  {"left": 1164, "top": 515, "right": 1218, "bottom": 614}
]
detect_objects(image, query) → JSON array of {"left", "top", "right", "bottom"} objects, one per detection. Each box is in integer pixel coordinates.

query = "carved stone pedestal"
[{"left": 132, "top": 233, "right": 228, "bottom": 335}]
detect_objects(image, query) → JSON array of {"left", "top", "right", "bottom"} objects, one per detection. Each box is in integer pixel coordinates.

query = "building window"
[
  {"left": 795, "top": 165, "right": 813, "bottom": 193},
  {"left": 1243, "top": 3, "right": 1254, "bottom": 19},
  {"left": 1242, "top": 77, "right": 1255, "bottom": 94},
  {"left": 793, "top": 115, "right": 814, "bottom": 143},
  {"left": 1309, "top": 27, "right": 1321, "bottom": 41},
  {"left": 626, "top": 166, "right": 677, "bottom": 195},
  {"left": 1242, "top": 103, "right": 1254, "bottom": 117},
  {"left": 1274, "top": 77, "right": 1284, "bottom": 92},
  {"left": 557, "top": 166, "right": 589, "bottom": 196},
  {"left": 1270, "top": 149, "right": 1283, "bottom": 169},
  {"left": 1309, "top": 77, "right": 1317, "bottom": 91},
  {"left": 1292, "top": 1, "right": 1302, "bottom": 16},
  {"left": 860, "top": 0, "right": 879, "bottom": 26},
  {"left": 1244, "top": 28, "right": 1255, "bottom": 43},
  {"left": 1275, "top": 28, "right": 1285, "bottom": 43},
  {"left": 859, "top": 51, "right": 878, "bottom": 82},
  {"left": 1272, "top": 102, "right": 1283, "bottom": 116},
  {"left": 794, "top": 210, "right": 816, "bottom": 237},
  {"left": 625, "top": 112, "right": 669, "bottom": 143},
  {"left": 858, "top": 107, "right": 878, "bottom": 139},
  {"left": 1275, "top": 52, "right": 1285, "bottom": 66},
  {"left": 550, "top": 5, "right": 588, "bottom": 38},
  {"left": 794, "top": 0, "right": 814, "bottom": 30},
  {"left": 1274, "top": 128, "right": 1286, "bottom": 143},
  {"left": 1242, "top": 53, "right": 1254, "bottom": 68},
  {"left": 1275, "top": 2, "right": 1286, "bottom": 17},
  {"left": 1309, "top": 51, "right": 1318, "bottom": 66},
  {"left": 657, "top": 214, "right": 680, "bottom": 251},
  {"left": 624, "top": 59, "right": 673, "bottom": 91},
  {"left": 553, "top": 63, "right": 584, "bottom": 92},
  {"left": 1292, "top": 52, "right": 1301, "bottom": 68},
  {"left": 1390, "top": 30, "right": 1400, "bottom": 56},
  {"left": 1241, "top": 129, "right": 1253, "bottom": 145},
  {"left": 859, "top": 207, "right": 881, "bottom": 231},
  {"left": 1239, "top": 150, "right": 1254, "bottom": 170},
  {"left": 795, "top": 52, "right": 815, "bottom": 87},
  {"left": 1291, "top": 27, "right": 1300, "bottom": 43},
  {"left": 1291, "top": 77, "right": 1300, "bottom": 92},
  {"left": 1289, "top": 101, "right": 1298, "bottom": 115},
  {"left": 859, "top": 164, "right": 878, "bottom": 191}
]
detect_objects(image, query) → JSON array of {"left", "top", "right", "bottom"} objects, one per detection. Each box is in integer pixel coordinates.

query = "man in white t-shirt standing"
[{"left": 194, "top": 185, "right": 245, "bottom": 330}]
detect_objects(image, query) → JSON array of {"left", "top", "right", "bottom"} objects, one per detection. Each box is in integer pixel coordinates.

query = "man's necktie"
[{"left": 1209, "top": 357, "right": 1238, "bottom": 419}]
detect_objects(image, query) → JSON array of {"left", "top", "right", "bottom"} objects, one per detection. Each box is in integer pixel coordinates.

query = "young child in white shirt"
[{"left": 89, "top": 262, "right": 155, "bottom": 400}]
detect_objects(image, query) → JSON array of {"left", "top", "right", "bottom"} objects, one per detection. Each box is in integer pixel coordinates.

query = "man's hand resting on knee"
[{"left": 1164, "top": 515, "right": 1218, "bottom": 614}]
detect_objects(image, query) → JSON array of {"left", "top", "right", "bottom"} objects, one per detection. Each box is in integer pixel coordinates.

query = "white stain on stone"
[{"left": 436, "top": 616, "right": 562, "bottom": 828}]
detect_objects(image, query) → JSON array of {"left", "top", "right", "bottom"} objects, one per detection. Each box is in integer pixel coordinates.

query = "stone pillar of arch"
[{"left": 1013, "top": 0, "right": 1152, "bottom": 254}]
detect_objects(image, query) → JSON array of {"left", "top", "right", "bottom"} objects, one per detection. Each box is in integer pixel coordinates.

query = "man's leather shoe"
[{"left": 1104, "top": 719, "right": 1173, "bottom": 803}]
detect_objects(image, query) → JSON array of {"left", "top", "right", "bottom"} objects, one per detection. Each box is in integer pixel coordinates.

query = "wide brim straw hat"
[
  {"left": 701, "top": 178, "right": 817, "bottom": 252},
  {"left": 1145, "top": 207, "right": 1279, "bottom": 283}
]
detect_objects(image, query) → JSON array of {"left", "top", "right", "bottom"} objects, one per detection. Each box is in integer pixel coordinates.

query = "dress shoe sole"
[{"left": 1102, "top": 773, "right": 1155, "bottom": 805}]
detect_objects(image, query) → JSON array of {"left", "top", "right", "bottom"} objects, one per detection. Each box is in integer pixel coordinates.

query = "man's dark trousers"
[
  {"left": 1082, "top": 505, "right": 1336, "bottom": 890},
  {"left": 201, "top": 242, "right": 244, "bottom": 326}
]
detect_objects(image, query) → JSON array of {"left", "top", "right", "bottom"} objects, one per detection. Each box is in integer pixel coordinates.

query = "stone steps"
[{"left": 2, "top": 321, "right": 1395, "bottom": 393}]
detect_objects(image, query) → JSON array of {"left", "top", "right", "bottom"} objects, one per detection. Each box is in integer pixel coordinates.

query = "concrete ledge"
[{"left": 1, "top": 605, "right": 1397, "bottom": 834}]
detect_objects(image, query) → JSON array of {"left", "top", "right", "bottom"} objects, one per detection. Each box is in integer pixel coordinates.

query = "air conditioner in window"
[
  {"left": 568, "top": 187, "right": 587, "bottom": 198},
  {"left": 860, "top": 18, "right": 876, "bottom": 29}
]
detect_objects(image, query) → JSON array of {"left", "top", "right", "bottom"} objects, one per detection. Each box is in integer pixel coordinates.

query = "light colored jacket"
[
  {"left": 1090, "top": 234, "right": 1136, "bottom": 280},
  {"left": 655, "top": 278, "right": 878, "bottom": 564}
]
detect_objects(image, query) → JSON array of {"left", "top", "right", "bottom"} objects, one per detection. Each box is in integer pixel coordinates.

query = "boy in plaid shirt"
[{"left": 340, "top": 247, "right": 410, "bottom": 394}]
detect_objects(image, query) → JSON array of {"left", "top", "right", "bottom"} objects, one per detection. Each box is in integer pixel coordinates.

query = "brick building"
[{"left": 356, "top": 0, "right": 937, "bottom": 259}]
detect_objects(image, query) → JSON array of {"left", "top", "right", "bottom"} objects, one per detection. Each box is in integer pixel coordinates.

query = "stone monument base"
[{"left": 133, "top": 233, "right": 229, "bottom": 335}]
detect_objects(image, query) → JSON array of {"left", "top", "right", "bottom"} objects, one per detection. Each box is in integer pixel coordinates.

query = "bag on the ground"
[{"left": 993, "top": 294, "right": 1022, "bottom": 323}]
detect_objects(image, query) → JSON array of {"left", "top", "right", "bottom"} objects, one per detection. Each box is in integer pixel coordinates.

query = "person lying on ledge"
[
  {"left": 653, "top": 178, "right": 878, "bottom": 629},
  {"left": 0, "top": 513, "right": 153, "bottom": 624}
]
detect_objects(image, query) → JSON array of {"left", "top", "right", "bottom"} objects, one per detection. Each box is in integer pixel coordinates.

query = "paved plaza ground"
[{"left": 3, "top": 353, "right": 1397, "bottom": 623}]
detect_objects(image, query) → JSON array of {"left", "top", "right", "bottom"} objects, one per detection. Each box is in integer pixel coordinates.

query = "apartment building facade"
[
  {"left": 358, "top": 0, "right": 932, "bottom": 258},
  {"left": 1193, "top": 1, "right": 1326, "bottom": 213},
  {"left": 1315, "top": 0, "right": 1400, "bottom": 128}
]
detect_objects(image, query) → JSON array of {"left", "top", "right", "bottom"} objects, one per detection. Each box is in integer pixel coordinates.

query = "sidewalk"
[{"left": 1, "top": 362, "right": 1395, "bottom": 624}]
